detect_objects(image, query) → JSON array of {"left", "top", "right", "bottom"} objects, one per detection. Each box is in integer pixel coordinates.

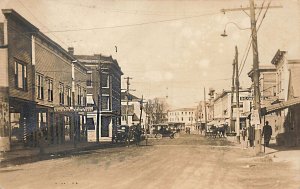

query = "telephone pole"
[
  {"left": 230, "top": 59, "right": 235, "bottom": 133},
  {"left": 235, "top": 46, "right": 240, "bottom": 143},
  {"left": 221, "top": 0, "right": 282, "bottom": 154},
  {"left": 124, "top": 77, "right": 133, "bottom": 125},
  {"left": 204, "top": 87, "right": 207, "bottom": 132}
]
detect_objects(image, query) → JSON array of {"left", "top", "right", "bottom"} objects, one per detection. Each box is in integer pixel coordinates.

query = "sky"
[{"left": 1, "top": 0, "right": 299, "bottom": 109}]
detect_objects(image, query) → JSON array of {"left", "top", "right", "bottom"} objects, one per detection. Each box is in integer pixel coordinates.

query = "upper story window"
[
  {"left": 77, "top": 85, "right": 82, "bottom": 106},
  {"left": 66, "top": 86, "right": 72, "bottom": 106},
  {"left": 86, "top": 72, "right": 92, "bottom": 87},
  {"left": 83, "top": 88, "right": 87, "bottom": 106},
  {"left": 47, "top": 78, "right": 53, "bottom": 102},
  {"left": 102, "top": 94, "right": 110, "bottom": 111},
  {"left": 59, "top": 83, "right": 64, "bottom": 105},
  {"left": 36, "top": 74, "right": 44, "bottom": 100},
  {"left": 101, "top": 74, "right": 109, "bottom": 88},
  {"left": 14, "top": 61, "right": 28, "bottom": 91}
]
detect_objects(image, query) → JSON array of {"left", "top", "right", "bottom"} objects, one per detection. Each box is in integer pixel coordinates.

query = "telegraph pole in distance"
[
  {"left": 124, "top": 77, "right": 133, "bottom": 125},
  {"left": 96, "top": 55, "right": 102, "bottom": 143},
  {"left": 230, "top": 59, "right": 235, "bottom": 133},
  {"left": 235, "top": 46, "right": 240, "bottom": 143},
  {"left": 221, "top": 0, "right": 282, "bottom": 155},
  {"left": 204, "top": 87, "right": 208, "bottom": 132}
]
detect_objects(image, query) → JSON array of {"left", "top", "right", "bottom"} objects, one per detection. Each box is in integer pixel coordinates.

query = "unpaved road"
[{"left": 0, "top": 134, "right": 299, "bottom": 189}]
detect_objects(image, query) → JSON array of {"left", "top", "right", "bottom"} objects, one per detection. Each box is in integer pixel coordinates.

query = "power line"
[
  {"left": 238, "top": 1, "right": 272, "bottom": 77},
  {"left": 238, "top": 0, "right": 266, "bottom": 75},
  {"left": 42, "top": 12, "right": 219, "bottom": 33},
  {"left": 16, "top": 0, "right": 70, "bottom": 48}
]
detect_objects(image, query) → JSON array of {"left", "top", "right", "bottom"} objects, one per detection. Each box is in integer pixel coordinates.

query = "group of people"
[{"left": 241, "top": 121, "right": 273, "bottom": 148}]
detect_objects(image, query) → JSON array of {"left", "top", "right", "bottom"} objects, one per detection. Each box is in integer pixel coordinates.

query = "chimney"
[{"left": 68, "top": 47, "right": 74, "bottom": 55}]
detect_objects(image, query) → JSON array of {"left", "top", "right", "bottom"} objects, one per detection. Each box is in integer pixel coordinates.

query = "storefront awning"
[
  {"left": 86, "top": 95, "right": 95, "bottom": 105},
  {"left": 54, "top": 106, "right": 94, "bottom": 112},
  {"left": 262, "top": 97, "right": 300, "bottom": 115}
]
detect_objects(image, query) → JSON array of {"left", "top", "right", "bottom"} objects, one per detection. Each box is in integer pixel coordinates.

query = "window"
[
  {"left": 77, "top": 85, "right": 82, "bottom": 105},
  {"left": 86, "top": 72, "right": 92, "bottom": 87},
  {"left": 101, "top": 74, "right": 109, "bottom": 88},
  {"left": 67, "top": 87, "right": 72, "bottom": 106},
  {"left": 14, "top": 61, "right": 27, "bottom": 90},
  {"left": 47, "top": 79, "right": 53, "bottom": 102},
  {"left": 83, "top": 88, "right": 87, "bottom": 106},
  {"left": 59, "top": 83, "right": 64, "bottom": 105},
  {"left": 36, "top": 74, "right": 44, "bottom": 100},
  {"left": 102, "top": 95, "right": 110, "bottom": 110}
]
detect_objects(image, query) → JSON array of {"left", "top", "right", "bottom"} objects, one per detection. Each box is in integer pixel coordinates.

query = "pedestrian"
[
  {"left": 248, "top": 125, "right": 255, "bottom": 147},
  {"left": 262, "top": 121, "right": 272, "bottom": 147},
  {"left": 241, "top": 126, "right": 247, "bottom": 149}
]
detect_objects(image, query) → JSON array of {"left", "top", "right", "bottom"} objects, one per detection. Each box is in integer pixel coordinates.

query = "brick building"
[{"left": 75, "top": 54, "right": 123, "bottom": 141}]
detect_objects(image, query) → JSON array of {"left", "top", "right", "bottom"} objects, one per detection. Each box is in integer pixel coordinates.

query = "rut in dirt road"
[{"left": 0, "top": 135, "right": 298, "bottom": 189}]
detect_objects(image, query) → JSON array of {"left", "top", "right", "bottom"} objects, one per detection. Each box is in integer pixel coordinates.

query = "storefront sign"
[{"left": 54, "top": 106, "right": 94, "bottom": 112}]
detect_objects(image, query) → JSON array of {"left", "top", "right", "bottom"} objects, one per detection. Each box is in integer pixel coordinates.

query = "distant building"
[
  {"left": 168, "top": 108, "right": 196, "bottom": 130},
  {"left": 120, "top": 92, "right": 146, "bottom": 127},
  {"left": 211, "top": 89, "right": 252, "bottom": 132},
  {"left": 75, "top": 54, "right": 123, "bottom": 141}
]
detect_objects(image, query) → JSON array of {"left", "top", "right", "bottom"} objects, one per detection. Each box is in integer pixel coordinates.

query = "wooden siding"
[{"left": 7, "top": 16, "right": 34, "bottom": 101}]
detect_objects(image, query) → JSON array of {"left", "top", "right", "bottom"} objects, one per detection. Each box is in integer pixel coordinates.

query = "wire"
[
  {"left": 238, "top": 0, "right": 266, "bottom": 75},
  {"left": 238, "top": 0, "right": 272, "bottom": 77},
  {"left": 42, "top": 12, "right": 219, "bottom": 33},
  {"left": 16, "top": 0, "right": 70, "bottom": 48}
]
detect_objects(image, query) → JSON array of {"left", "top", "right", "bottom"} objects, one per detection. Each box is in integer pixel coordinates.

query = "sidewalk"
[
  {"left": 227, "top": 136, "right": 300, "bottom": 174},
  {"left": 0, "top": 141, "right": 114, "bottom": 168}
]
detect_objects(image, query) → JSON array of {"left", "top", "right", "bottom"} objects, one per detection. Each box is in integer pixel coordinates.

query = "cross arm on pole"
[{"left": 221, "top": 5, "right": 283, "bottom": 14}]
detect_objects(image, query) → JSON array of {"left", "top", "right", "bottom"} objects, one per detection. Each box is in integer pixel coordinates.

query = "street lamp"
[{"left": 220, "top": 22, "right": 250, "bottom": 37}]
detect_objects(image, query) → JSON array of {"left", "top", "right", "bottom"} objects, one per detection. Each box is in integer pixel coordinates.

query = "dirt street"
[{"left": 0, "top": 134, "right": 299, "bottom": 189}]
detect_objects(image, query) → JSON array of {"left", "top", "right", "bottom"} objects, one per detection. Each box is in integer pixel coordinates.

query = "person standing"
[
  {"left": 248, "top": 125, "right": 255, "bottom": 147},
  {"left": 241, "top": 126, "right": 247, "bottom": 149},
  {"left": 262, "top": 121, "right": 272, "bottom": 147}
]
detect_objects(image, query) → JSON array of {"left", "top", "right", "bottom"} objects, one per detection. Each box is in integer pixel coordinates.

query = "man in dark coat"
[{"left": 262, "top": 121, "right": 272, "bottom": 147}]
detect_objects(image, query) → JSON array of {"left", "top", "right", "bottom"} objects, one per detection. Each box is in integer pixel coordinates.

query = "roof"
[
  {"left": 2, "top": 9, "right": 38, "bottom": 32},
  {"left": 121, "top": 92, "right": 140, "bottom": 101},
  {"left": 75, "top": 54, "right": 123, "bottom": 75},
  {"left": 262, "top": 97, "right": 300, "bottom": 115},
  {"left": 170, "top": 108, "right": 196, "bottom": 112},
  {"left": 121, "top": 104, "right": 135, "bottom": 115},
  {"left": 2, "top": 9, "right": 87, "bottom": 71},
  {"left": 271, "top": 50, "right": 287, "bottom": 65},
  {"left": 247, "top": 65, "right": 276, "bottom": 78}
]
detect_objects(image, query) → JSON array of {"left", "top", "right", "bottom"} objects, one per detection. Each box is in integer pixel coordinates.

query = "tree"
[{"left": 145, "top": 98, "right": 169, "bottom": 125}]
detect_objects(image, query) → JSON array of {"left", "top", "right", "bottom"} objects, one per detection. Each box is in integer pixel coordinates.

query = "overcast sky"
[{"left": 1, "top": 0, "right": 299, "bottom": 109}]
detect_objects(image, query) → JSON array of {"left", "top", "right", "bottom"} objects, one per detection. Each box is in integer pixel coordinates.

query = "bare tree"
[{"left": 145, "top": 98, "right": 169, "bottom": 125}]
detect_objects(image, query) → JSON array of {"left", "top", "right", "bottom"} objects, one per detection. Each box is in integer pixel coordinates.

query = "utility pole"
[
  {"left": 204, "top": 87, "right": 207, "bottom": 132},
  {"left": 249, "top": 0, "right": 262, "bottom": 155},
  {"left": 124, "top": 77, "right": 133, "bottom": 125},
  {"left": 230, "top": 59, "right": 235, "bottom": 133},
  {"left": 221, "top": 0, "right": 282, "bottom": 155},
  {"left": 235, "top": 46, "right": 240, "bottom": 143},
  {"left": 139, "top": 95, "right": 148, "bottom": 145},
  {"left": 96, "top": 55, "right": 102, "bottom": 143}
]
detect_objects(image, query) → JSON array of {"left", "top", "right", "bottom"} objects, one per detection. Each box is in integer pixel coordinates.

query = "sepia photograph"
[{"left": 0, "top": 0, "right": 299, "bottom": 188}]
